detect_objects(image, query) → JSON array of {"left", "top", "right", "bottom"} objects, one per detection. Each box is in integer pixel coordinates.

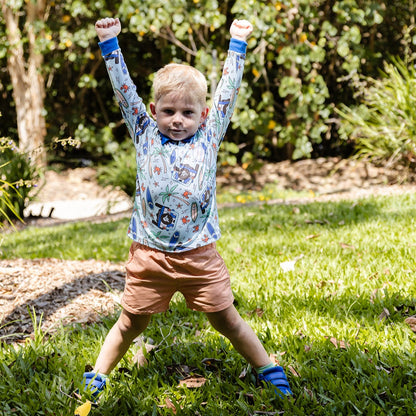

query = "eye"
[
  {"left": 184, "top": 110, "right": 194, "bottom": 116},
  {"left": 163, "top": 109, "right": 174, "bottom": 115}
]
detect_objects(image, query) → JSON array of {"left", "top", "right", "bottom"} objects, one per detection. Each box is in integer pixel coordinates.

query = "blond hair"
[{"left": 153, "top": 63, "right": 207, "bottom": 106}]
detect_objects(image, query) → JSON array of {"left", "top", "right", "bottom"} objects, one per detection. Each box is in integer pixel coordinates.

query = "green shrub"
[
  {"left": 96, "top": 141, "right": 136, "bottom": 197},
  {"left": 0, "top": 142, "right": 39, "bottom": 225},
  {"left": 337, "top": 56, "right": 416, "bottom": 165}
]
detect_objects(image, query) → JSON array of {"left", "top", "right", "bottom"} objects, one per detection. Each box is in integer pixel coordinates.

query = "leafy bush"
[
  {"left": 337, "top": 56, "right": 416, "bottom": 165},
  {"left": 0, "top": 142, "right": 39, "bottom": 225},
  {"left": 74, "top": 123, "right": 119, "bottom": 157},
  {"left": 115, "top": 0, "right": 415, "bottom": 161},
  {"left": 96, "top": 141, "right": 136, "bottom": 197},
  {"left": 1, "top": 0, "right": 415, "bottom": 165}
]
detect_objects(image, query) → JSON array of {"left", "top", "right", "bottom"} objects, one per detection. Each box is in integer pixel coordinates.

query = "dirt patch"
[
  {"left": 33, "top": 167, "right": 128, "bottom": 202},
  {"left": 217, "top": 156, "right": 416, "bottom": 201},
  {"left": 2, "top": 157, "right": 416, "bottom": 342}
]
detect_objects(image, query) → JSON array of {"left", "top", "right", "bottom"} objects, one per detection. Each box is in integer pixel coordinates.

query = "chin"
[{"left": 170, "top": 132, "right": 191, "bottom": 141}]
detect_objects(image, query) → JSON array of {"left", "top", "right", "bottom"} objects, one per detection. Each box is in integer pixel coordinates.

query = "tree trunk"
[{"left": 1, "top": 0, "right": 47, "bottom": 167}]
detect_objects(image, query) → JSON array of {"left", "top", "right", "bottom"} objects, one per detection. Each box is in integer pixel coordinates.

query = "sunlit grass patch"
[{"left": 1, "top": 192, "right": 416, "bottom": 414}]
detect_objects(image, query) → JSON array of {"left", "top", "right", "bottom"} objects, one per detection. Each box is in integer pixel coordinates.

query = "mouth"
[{"left": 169, "top": 129, "right": 186, "bottom": 136}]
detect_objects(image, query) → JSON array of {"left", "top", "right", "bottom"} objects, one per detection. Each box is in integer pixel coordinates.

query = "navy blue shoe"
[
  {"left": 81, "top": 372, "right": 107, "bottom": 399},
  {"left": 258, "top": 366, "right": 292, "bottom": 397}
]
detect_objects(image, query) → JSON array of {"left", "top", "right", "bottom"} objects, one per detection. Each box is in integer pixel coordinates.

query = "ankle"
[{"left": 256, "top": 362, "right": 275, "bottom": 374}]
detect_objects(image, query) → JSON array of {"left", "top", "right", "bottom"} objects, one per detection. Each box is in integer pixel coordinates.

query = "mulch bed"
[{"left": 0, "top": 258, "right": 125, "bottom": 343}]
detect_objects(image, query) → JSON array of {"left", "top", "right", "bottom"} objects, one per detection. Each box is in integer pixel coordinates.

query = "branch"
[{"left": 157, "top": 26, "right": 198, "bottom": 57}]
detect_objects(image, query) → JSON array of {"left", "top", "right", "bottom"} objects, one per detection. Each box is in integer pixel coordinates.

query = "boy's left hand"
[{"left": 230, "top": 19, "right": 253, "bottom": 42}]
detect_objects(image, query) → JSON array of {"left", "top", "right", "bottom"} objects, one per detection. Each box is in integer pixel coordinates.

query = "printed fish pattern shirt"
[{"left": 99, "top": 37, "right": 247, "bottom": 252}]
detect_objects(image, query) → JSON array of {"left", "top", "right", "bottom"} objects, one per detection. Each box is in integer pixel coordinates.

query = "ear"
[
  {"left": 150, "top": 102, "right": 157, "bottom": 118},
  {"left": 200, "top": 107, "right": 209, "bottom": 123}
]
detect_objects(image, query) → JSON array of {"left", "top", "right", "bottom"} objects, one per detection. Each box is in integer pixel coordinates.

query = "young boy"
[{"left": 83, "top": 16, "right": 292, "bottom": 399}]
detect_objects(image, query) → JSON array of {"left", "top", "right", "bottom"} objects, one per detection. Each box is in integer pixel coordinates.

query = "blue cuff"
[
  {"left": 98, "top": 37, "right": 119, "bottom": 56},
  {"left": 229, "top": 38, "right": 247, "bottom": 54}
]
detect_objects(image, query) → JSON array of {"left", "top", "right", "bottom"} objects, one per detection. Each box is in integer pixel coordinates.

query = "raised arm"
[
  {"left": 209, "top": 19, "right": 253, "bottom": 146},
  {"left": 95, "top": 18, "right": 151, "bottom": 145}
]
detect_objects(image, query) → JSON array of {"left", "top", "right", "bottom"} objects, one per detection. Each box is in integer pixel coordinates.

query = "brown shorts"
[{"left": 121, "top": 241, "right": 234, "bottom": 314}]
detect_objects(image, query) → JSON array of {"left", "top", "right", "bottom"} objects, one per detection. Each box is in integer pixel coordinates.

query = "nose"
[{"left": 172, "top": 112, "right": 183, "bottom": 124}]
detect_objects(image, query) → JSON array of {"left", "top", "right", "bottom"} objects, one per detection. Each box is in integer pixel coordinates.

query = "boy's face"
[{"left": 150, "top": 92, "right": 208, "bottom": 141}]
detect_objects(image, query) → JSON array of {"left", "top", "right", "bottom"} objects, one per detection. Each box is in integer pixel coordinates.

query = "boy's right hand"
[
  {"left": 230, "top": 19, "right": 253, "bottom": 42},
  {"left": 95, "top": 17, "right": 121, "bottom": 42}
]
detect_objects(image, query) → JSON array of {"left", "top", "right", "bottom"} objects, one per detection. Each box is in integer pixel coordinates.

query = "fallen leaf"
[
  {"left": 74, "top": 401, "right": 92, "bottom": 416},
  {"left": 305, "top": 234, "right": 320, "bottom": 240},
  {"left": 238, "top": 366, "right": 248, "bottom": 379},
  {"left": 329, "top": 337, "right": 338, "bottom": 348},
  {"left": 249, "top": 307, "right": 264, "bottom": 317},
  {"left": 288, "top": 365, "right": 300, "bottom": 377},
  {"left": 339, "top": 242, "right": 355, "bottom": 250},
  {"left": 378, "top": 307, "right": 390, "bottom": 322},
  {"left": 405, "top": 316, "right": 416, "bottom": 332},
  {"left": 327, "top": 337, "right": 349, "bottom": 349},
  {"left": 132, "top": 337, "right": 156, "bottom": 368},
  {"left": 165, "top": 397, "right": 176, "bottom": 413},
  {"left": 303, "top": 387, "right": 314, "bottom": 398},
  {"left": 269, "top": 353, "right": 281, "bottom": 365},
  {"left": 375, "top": 365, "right": 392, "bottom": 374},
  {"left": 178, "top": 375, "right": 206, "bottom": 388}
]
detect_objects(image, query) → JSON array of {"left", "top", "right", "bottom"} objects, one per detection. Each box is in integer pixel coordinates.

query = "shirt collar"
[{"left": 160, "top": 132, "right": 194, "bottom": 146}]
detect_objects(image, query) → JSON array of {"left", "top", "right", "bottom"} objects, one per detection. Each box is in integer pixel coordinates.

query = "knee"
[
  {"left": 116, "top": 312, "right": 150, "bottom": 336},
  {"left": 209, "top": 312, "right": 244, "bottom": 337}
]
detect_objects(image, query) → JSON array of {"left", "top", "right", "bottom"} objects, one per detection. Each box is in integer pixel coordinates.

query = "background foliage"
[
  {"left": 1, "top": 0, "right": 415, "bottom": 167},
  {"left": 337, "top": 54, "right": 416, "bottom": 166}
]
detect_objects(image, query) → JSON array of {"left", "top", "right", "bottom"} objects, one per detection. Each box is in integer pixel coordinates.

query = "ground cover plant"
[{"left": 1, "top": 192, "right": 416, "bottom": 415}]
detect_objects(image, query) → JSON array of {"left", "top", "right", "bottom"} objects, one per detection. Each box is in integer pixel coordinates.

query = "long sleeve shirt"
[{"left": 99, "top": 36, "right": 247, "bottom": 252}]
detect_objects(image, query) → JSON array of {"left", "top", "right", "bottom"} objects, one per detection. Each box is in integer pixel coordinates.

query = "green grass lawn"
[{"left": 1, "top": 192, "right": 416, "bottom": 415}]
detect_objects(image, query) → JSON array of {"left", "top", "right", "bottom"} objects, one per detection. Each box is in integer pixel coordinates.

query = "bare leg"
[
  {"left": 93, "top": 309, "right": 151, "bottom": 375},
  {"left": 205, "top": 304, "right": 271, "bottom": 368}
]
